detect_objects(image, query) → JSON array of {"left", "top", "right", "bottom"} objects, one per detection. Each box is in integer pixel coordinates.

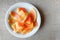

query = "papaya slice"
[
  {"left": 11, "top": 22, "right": 17, "bottom": 32},
  {"left": 17, "top": 7, "right": 27, "bottom": 13},
  {"left": 24, "top": 14, "right": 33, "bottom": 24},
  {"left": 15, "top": 22, "right": 23, "bottom": 33},
  {"left": 21, "top": 27, "right": 32, "bottom": 34},
  {"left": 10, "top": 11, "right": 19, "bottom": 20},
  {"left": 30, "top": 8, "right": 37, "bottom": 21},
  {"left": 21, "top": 23, "right": 33, "bottom": 34},
  {"left": 8, "top": 15, "right": 16, "bottom": 25},
  {"left": 33, "top": 21, "right": 37, "bottom": 27},
  {"left": 17, "top": 10, "right": 28, "bottom": 22},
  {"left": 8, "top": 18, "right": 14, "bottom": 25}
]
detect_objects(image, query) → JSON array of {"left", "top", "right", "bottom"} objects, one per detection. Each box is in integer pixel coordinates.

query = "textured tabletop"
[{"left": 0, "top": 0, "right": 60, "bottom": 40}]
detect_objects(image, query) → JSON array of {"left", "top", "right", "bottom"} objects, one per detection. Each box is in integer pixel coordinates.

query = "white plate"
[{"left": 5, "top": 2, "right": 41, "bottom": 38}]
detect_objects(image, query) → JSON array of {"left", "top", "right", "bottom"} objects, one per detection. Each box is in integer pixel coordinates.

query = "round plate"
[{"left": 5, "top": 2, "right": 41, "bottom": 38}]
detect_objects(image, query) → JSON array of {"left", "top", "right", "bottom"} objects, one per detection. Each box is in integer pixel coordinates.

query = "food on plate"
[
  {"left": 8, "top": 7, "right": 37, "bottom": 34},
  {"left": 30, "top": 9, "right": 37, "bottom": 22}
]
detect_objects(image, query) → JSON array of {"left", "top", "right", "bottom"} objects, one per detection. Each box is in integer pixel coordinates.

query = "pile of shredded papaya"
[{"left": 8, "top": 7, "right": 37, "bottom": 34}]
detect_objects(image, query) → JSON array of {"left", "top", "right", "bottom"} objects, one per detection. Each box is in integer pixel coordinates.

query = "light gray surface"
[{"left": 0, "top": 0, "right": 60, "bottom": 40}]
